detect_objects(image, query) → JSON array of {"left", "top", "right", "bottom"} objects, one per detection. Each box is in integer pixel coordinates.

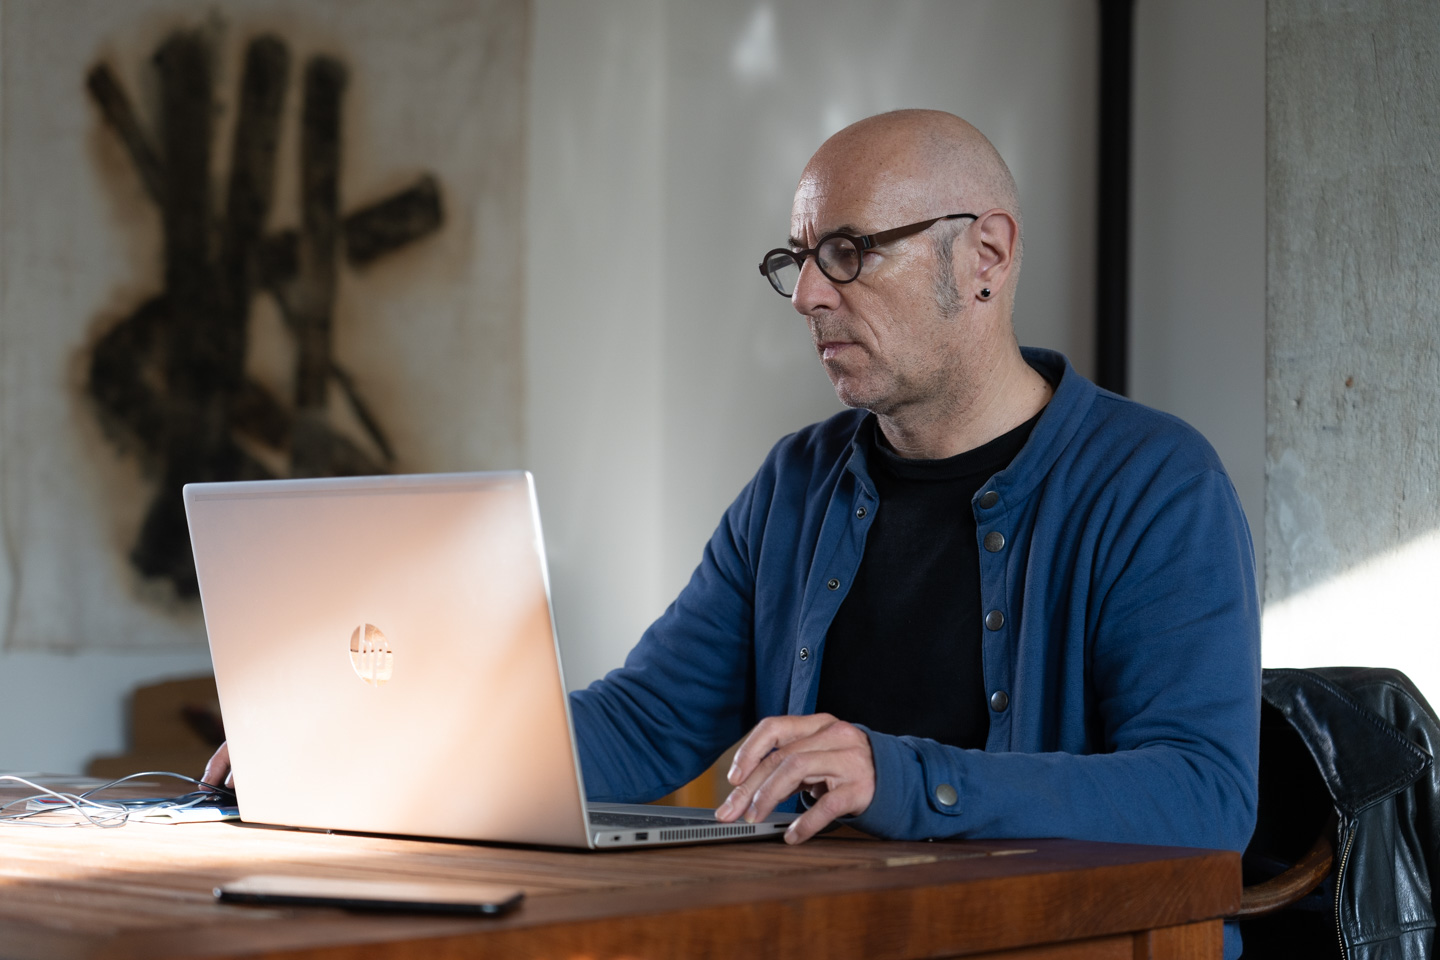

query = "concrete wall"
[{"left": 1263, "top": 0, "right": 1440, "bottom": 698}]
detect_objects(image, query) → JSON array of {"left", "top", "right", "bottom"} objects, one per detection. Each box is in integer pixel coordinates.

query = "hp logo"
[{"left": 349, "top": 623, "right": 393, "bottom": 686}]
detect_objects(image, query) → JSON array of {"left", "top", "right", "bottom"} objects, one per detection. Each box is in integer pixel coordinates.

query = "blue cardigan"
[{"left": 572, "top": 347, "right": 1260, "bottom": 855}]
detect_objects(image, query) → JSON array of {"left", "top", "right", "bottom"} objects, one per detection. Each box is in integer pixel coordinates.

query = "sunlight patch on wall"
[{"left": 1263, "top": 527, "right": 1440, "bottom": 704}]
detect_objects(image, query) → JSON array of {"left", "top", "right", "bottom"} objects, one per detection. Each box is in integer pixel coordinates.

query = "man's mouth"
[{"left": 818, "top": 341, "right": 853, "bottom": 361}]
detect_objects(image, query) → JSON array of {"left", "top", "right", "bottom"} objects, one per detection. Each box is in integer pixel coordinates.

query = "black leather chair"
[{"left": 1235, "top": 668, "right": 1439, "bottom": 959}]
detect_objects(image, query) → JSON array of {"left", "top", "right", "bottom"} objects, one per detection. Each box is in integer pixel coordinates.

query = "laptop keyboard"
[{"left": 588, "top": 811, "right": 717, "bottom": 829}]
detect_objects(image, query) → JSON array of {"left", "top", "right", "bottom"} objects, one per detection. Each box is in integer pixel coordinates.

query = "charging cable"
[{"left": 0, "top": 771, "right": 237, "bottom": 828}]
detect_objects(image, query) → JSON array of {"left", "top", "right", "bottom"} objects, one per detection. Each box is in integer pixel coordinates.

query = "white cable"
[{"left": 0, "top": 771, "right": 235, "bottom": 828}]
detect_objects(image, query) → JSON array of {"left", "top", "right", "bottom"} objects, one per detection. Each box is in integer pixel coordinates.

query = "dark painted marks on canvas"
[{"left": 85, "top": 29, "right": 444, "bottom": 596}]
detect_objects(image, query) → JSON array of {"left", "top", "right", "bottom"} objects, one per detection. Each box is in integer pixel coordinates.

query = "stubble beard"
[
  {"left": 812, "top": 244, "right": 969, "bottom": 417},
  {"left": 820, "top": 331, "right": 976, "bottom": 427},
  {"left": 931, "top": 229, "right": 964, "bottom": 319},
  {"left": 821, "top": 345, "right": 937, "bottom": 419},
  {"left": 811, "top": 316, "right": 880, "bottom": 410}
]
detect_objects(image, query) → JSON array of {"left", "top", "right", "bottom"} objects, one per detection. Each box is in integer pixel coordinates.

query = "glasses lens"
[
  {"left": 764, "top": 251, "right": 801, "bottom": 296},
  {"left": 817, "top": 235, "right": 861, "bottom": 283}
]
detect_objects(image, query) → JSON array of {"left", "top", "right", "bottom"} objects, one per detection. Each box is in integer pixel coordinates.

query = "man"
[
  {"left": 208, "top": 110, "right": 1259, "bottom": 879},
  {"left": 567, "top": 109, "right": 1261, "bottom": 869}
]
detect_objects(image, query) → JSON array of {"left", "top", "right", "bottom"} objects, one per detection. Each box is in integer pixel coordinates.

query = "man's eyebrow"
[{"left": 787, "top": 225, "right": 862, "bottom": 248}]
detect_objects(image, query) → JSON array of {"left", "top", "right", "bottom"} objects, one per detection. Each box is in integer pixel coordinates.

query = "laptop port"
[{"left": 636, "top": 832, "right": 648, "bottom": 841}]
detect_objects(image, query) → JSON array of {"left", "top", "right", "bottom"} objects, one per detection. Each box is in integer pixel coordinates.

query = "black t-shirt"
[{"left": 814, "top": 412, "right": 1039, "bottom": 749}]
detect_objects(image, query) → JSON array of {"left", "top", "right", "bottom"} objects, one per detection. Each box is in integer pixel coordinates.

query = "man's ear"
[{"left": 970, "top": 208, "right": 1019, "bottom": 295}]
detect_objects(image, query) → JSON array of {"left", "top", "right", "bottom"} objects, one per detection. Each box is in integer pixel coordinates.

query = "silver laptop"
[{"left": 184, "top": 471, "right": 796, "bottom": 849}]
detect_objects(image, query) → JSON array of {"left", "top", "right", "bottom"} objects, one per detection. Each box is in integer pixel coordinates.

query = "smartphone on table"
[{"left": 215, "top": 875, "right": 524, "bottom": 916}]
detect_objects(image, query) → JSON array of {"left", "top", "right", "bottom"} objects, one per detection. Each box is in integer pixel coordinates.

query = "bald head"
[
  {"left": 784, "top": 110, "right": 1046, "bottom": 458},
  {"left": 795, "top": 110, "right": 1022, "bottom": 311},
  {"left": 807, "top": 110, "right": 1019, "bottom": 223}
]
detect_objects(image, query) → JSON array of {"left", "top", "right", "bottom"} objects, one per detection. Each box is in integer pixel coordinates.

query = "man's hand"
[
  {"left": 714, "top": 713, "right": 874, "bottom": 844},
  {"left": 202, "top": 741, "right": 234, "bottom": 790}
]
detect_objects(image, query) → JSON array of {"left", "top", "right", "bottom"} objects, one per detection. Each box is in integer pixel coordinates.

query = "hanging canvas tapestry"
[{"left": 0, "top": 0, "right": 528, "bottom": 650}]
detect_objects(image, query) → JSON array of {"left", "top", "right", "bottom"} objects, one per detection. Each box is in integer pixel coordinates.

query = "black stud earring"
[{"left": 979, "top": 287, "right": 992, "bottom": 300}]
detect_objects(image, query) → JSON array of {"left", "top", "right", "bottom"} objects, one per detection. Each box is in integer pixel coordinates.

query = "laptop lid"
[{"left": 184, "top": 471, "right": 594, "bottom": 849}]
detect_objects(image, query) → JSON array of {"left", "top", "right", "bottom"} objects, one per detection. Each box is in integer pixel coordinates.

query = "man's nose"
[{"left": 790, "top": 257, "right": 841, "bottom": 316}]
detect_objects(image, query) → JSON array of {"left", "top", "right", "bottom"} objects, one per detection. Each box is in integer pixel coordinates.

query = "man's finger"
[
  {"left": 740, "top": 749, "right": 817, "bottom": 823},
  {"left": 727, "top": 713, "right": 835, "bottom": 786},
  {"left": 717, "top": 747, "right": 799, "bottom": 823},
  {"left": 738, "top": 752, "right": 866, "bottom": 829},
  {"left": 715, "top": 751, "right": 778, "bottom": 821},
  {"left": 717, "top": 722, "right": 838, "bottom": 821},
  {"left": 784, "top": 784, "right": 861, "bottom": 844},
  {"left": 201, "top": 742, "right": 232, "bottom": 791},
  {"left": 717, "top": 715, "right": 875, "bottom": 825},
  {"left": 742, "top": 738, "right": 872, "bottom": 825}
]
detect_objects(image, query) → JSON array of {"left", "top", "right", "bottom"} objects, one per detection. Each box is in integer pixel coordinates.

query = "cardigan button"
[
  {"left": 855, "top": 506, "right": 867, "bottom": 519},
  {"left": 983, "top": 531, "right": 1006, "bottom": 552},
  {"left": 990, "top": 690, "right": 1009, "bottom": 712},
  {"left": 978, "top": 490, "right": 1000, "bottom": 509},
  {"left": 935, "top": 783, "right": 958, "bottom": 807},
  {"left": 827, "top": 578, "right": 840, "bottom": 590},
  {"left": 984, "top": 610, "right": 1005, "bottom": 631},
  {"left": 798, "top": 647, "right": 810, "bottom": 661}
]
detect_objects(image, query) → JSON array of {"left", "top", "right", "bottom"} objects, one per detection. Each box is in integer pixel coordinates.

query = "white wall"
[
  {"left": 0, "top": 3, "right": 210, "bottom": 777},
  {"left": 656, "top": 2, "right": 1100, "bottom": 600},
  {"left": 524, "top": 0, "right": 667, "bottom": 692},
  {"left": 1130, "top": 0, "right": 1267, "bottom": 579},
  {"left": 0, "top": 2, "right": 1273, "bottom": 772},
  {"left": 529, "top": 1, "right": 1104, "bottom": 688},
  {"left": 0, "top": 650, "right": 214, "bottom": 773},
  {"left": 0, "top": 1, "right": 212, "bottom": 776}
]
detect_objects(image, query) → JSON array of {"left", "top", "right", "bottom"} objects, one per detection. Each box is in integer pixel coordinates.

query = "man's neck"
[{"left": 876, "top": 350, "right": 1053, "bottom": 460}]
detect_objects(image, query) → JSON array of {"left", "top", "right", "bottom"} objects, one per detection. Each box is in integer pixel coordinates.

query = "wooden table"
[{"left": 0, "top": 783, "right": 1239, "bottom": 960}]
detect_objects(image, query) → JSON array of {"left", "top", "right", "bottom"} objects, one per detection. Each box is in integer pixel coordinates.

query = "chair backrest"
[{"left": 1238, "top": 667, "right": 1439, "bottom": 960}]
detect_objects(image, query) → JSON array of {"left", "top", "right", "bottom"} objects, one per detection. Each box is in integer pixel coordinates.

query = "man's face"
[{"left": 789, "top": 167, "right": 969, "bottom": 419}]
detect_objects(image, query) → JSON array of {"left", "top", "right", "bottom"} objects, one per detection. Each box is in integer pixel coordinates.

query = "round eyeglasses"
[{"left": 757, "top": 213, "right": 977, "bottom": 297}]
